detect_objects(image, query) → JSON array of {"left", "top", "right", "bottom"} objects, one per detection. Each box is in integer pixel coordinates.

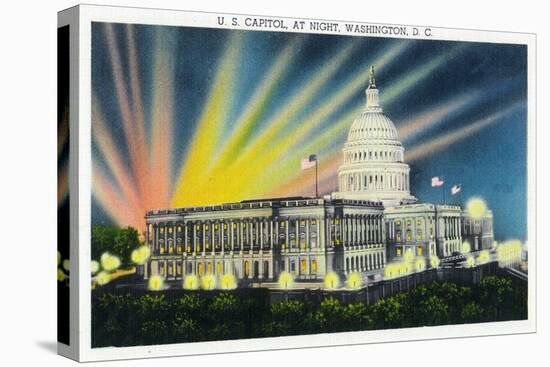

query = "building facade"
[
  {"left": 144, "top": 197, "right": 387, "bottom": 283},
  {"left": 143, "top": 66, "right": 493, "bottom": 288}
]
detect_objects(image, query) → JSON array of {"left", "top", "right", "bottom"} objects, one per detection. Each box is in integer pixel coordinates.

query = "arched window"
[
  {"left": 244, "top": 260, "right": 249, "bottom": 277},
  {"left": 300, "top": 259, "right": 307, "bottom": 273}
]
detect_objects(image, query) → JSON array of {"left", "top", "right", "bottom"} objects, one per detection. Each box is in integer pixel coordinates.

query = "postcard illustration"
[{"left": 83, "top": 18, "right": 529, "bottom": 349}]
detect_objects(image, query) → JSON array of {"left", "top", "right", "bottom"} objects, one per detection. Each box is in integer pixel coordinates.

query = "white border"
[{"left": 60, "top": 4, "right": 537, "bottom": 362}]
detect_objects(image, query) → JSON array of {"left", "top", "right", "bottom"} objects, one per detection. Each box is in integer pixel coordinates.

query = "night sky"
[{"left": 91, "top": 22, "right": 527, "bottom": 241}]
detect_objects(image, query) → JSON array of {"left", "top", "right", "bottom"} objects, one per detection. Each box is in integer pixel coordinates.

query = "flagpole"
[
  {"left": 315, "top": 158, "right": 319, "bottom": 198},
  {"left": 443, "top": 177, "right": 446, "bottom": 205}
]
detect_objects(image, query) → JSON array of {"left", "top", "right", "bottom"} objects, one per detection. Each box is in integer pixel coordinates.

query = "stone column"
[
  {"left": 230, "top": 220, "right": 234, "bottom": 252},
  {"left": 260, "top": 220, "right": 264, "bottom": 250},
  {"left": 270, "top": 220, "right": 274, "bottom": 252},
  {"left": 295, "top": 219, "right": 299, "bottom": 250},
  {"left": 305, "top": 218, "right": 310, "bottom": 251},
  {"left": 221, "top": 222, "right": 225, "bottom": 256},
  {"left": 239, "top": 221, "right": 244, "bottom": 254},
  {"left": 285, "top": 219, "right": 289, "bottom": 249},
  {"left": 202, "top": 222, "right": 206, "bottom": 256}
]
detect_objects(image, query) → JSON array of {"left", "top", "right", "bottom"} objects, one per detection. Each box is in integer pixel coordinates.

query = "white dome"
[
  {"left": 332, "top": 66, "right": 417, "bottom": 207},
  {"left": 348, "top": 111, "right": 399, "bottom": 141}
]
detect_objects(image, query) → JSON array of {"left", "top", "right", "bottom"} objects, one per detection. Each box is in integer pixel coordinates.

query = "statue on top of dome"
[{"left": 368, "top": 65, "right": 376, "bottom": 89}]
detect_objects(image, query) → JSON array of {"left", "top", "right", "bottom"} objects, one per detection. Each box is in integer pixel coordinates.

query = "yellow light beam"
[
  {"left": 213, "top": 43, "right": 412, "bottom": 202},
  {"left": 172, "top": 33, "right": 244, "bottom": 206},
  {"left": 172, "top": 39, "right": 361, "bottom": 206},
  {"left": 211, "top": 35, "right": 307, "bottom": 168},
  {"left": 235, "top": 41, "right": 410, "bottom": 170},
  {"left": 260, "top": 109, "right": 359, "bottom": 197},
  {"left": 244, "top": 44, "right": 458, "bottom": 198}
]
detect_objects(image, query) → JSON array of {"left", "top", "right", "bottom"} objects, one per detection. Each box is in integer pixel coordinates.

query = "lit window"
[
  {"left": 312, "top": 219, "right": 317, "bottom": 225},
  {"left": 300, "top": 242, "right": 306, "bottom": 249},
  {"left": 396, "top": 247, "right": 402, "bottom": 256},
  {"left": 407, "top": 230, "right": 413, "bottom": 241},
  {"left": 417, "top": 231, "right": 424, "bottom": 240},
  {"left": 417, "top": 247, "right": 423, "bottom": 255},
  {"left": 311, "top": 259, "right": 317, "bottom": 273},
  {"left": 417, "top": 219, "right": 422, "bottom": 225},
  {"left": 300, "top": 259, "right": 307, "bottom": 273},
  {"left": 396, "top": 220, "right": 401, "bottom": 225},
  {"left": 168, "top": 227, "right": 173, "bottom": 233},
  {"left": 160, "top": 227, "right": 165, "bottom": 233}
]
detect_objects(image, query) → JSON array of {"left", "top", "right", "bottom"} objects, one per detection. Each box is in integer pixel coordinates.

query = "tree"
[
  {"left": 91, "top": 225, "right": 142, "bottom": 265},
  {"left": 310, "top": 297, "right": 344, "bottom": 332},
  {"left": 478, "top": 276, "right": 514, "bottom": 320},
  {"left": 265, "top": 300, "right": 308, "bottom": 336},
  {"left": 369, "top": 293, "right": 407, "bottom": 329},
  {"left": 461, "top": 302, "right": 485, "bottom": 323}
]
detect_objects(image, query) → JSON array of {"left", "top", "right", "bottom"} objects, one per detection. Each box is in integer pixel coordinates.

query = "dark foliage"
[
  {"left": 91, "top": 225, "right": 142, "bottom": 265},
  {"left": 92, "top": 276, "right": 527, "bottom": 348}
]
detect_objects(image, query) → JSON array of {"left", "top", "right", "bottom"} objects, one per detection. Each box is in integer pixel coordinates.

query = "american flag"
[
  {"left": 451, "top": 184, "right": 461, "bottom": 195},
  {"left": 301, "top": 154, "right": 317, "bottom": 170},
  {"left": 431, "top": 176, "right": 444, "bottom": 187}
]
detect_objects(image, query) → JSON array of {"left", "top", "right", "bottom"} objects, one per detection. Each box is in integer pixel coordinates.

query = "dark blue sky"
[{"left": 92, "top": 22, "right": 527, "bottom": 241}]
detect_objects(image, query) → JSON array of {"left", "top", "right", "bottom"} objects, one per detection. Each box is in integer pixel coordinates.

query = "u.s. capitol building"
[{"left": 142, "top": 67, "right": 494, "bottom": 287}]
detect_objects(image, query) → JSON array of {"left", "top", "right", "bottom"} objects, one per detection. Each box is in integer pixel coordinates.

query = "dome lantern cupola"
[{"left": 365, "top": 66, "right": 381, "bottom": 111}]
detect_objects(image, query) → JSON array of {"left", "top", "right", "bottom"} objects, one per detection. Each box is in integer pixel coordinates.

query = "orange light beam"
[
  {"left": 92, "top": 97, "right": 143, "bottom": 218},
  {"left": 92, "top": 162, "right": 142, "bottom": 230},
  {"left": 126, "top": 24, "right": 151, "bottom": 209},
  {"left": 406, "top": 102, "right": 524, "bottom": 162},
  {"left": 104, "top": 23, "right": 148, "bottom": 205},
  {"left": 149, "top": 28, "right": 177, "bottom": 209}
]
